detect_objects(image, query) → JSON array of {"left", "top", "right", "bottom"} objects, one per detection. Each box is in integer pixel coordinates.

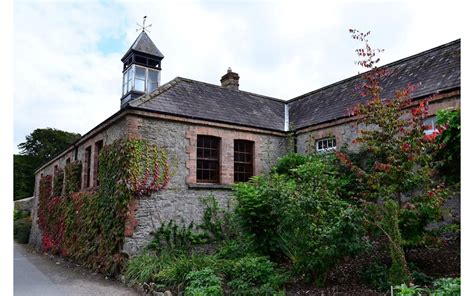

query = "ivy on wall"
[
  {"left": 37, "top": 139, "right": 173, "bottom": 274},
  {"left": 64, "top": 161, "right": 82, "bottom": 195},
  {"left": 52, "top": 168, "right": 64, "bottom": 197}
]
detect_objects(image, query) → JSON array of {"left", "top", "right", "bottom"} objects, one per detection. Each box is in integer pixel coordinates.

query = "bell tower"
[{"left": 120, "top": 17, "right": 164, "bottom": 107}]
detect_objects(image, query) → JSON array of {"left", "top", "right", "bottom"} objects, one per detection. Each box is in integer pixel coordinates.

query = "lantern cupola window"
[{"left": 120, "top": 30, "right": 164, "bottom": 108}]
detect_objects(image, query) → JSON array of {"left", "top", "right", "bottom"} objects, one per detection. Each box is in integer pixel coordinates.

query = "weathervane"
[{"left": 137, "top": 16, "right": 152, "bottom": 33}]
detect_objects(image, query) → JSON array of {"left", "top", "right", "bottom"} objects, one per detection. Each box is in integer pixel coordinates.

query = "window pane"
[
  {"left": 122, "top": 73, "right": 126, "bottom": 95},
  {"left": 148, "top": 70, "right": 158, "bottom": 82},
  {"left": 316, "top": 137, "right": 336, "bottom": 152},
  {"left": 423, "top": 117, "right": 437, "bottom": 135},
  {"left": 135, "top": 79, "right": 145, "bottom": 92},
  {"left": 148, "top": 82, "right": 158, "bottom": 92},
  {"left": 234, "top": 140, "right": 254, "bottom": 182},
  {"left": 197, "top": 136, "right": 220, "bottom": 183},
  {"left": 135, "top": 66, "right": 146, "bottom": 80}
]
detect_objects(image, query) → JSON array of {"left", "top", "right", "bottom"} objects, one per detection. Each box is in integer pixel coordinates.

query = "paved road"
[{"left": 14, "top": 243, "right": 138, "bottom": 296}]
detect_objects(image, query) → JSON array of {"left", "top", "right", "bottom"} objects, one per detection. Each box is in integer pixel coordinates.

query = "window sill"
[{"left": 187, "top": 183, "right": 233, "bottom": 190}]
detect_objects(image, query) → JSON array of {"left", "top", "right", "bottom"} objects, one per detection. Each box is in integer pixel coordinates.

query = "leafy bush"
[
  {"left": 184, "top": 268, "right": 224, "bottom": 296},
  {"left": 412, "top": 270, "right": 434, "bottom": 287},
  {"left": 223, "top": 256, "right": 286, "bottom": 295},
  {"left": 215, "top": 237, "right": 257, "bottom": 260},
  {"left": 432, "top": 277, "right": 460, "bottom": 295},
  {"left": 234, "top": 153, "right": 367, "bottom": 285},
  {"left": 233, "top": 174, "right": 292, "bottom": 256},
  {"left": 272, "top": 153, "right": 308, "bottom": 175},
  {"left": 149, "top": 220, "right": 210, "bottom": 253},
  {"left": 394, "top": 278, "right": 460, "bottom": 296},
  {"left": 361, "top": 261, "right": 390, "bottom": 291},
  {"left": 154, "top": 254, "right": 218, "bottom": 288},
  {"left": 14, "top": 209, "right": 30, "bottom": 221},
  {"left": 435, "top": 109, "right": 460, "bottom": 185},
  {"left": 125, "top": 252, "right": 171, "bottom": 284},
  {"left": 14, "top": 216, "right": 31, "bottom": 244},
  {"left": 149, "top": 195, "right": 235, "bottom": 255},
  {"left": 394, "top": 283, "right": 427, "bottom": 295}
]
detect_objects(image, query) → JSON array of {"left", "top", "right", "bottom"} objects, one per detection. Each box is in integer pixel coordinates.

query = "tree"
[
  {"left": 14, "top": 128, "right": 81, "bottom": 200},
  {"left": 14, "top": 154, "right": 39, "bottom": 200},
  {"left": 335, "top": 29, "right": 449, "bottom": 285},
  {"left": 18, "top": 128, "right": 81, "bottom": 163}
]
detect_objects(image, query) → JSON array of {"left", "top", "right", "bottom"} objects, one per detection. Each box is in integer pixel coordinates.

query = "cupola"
[{"left": 120, "top": 30, "right": 164, "bottom": 107}]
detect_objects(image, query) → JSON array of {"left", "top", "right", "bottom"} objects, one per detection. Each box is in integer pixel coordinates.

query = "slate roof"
[
  {"left": 122, "top": 31, "right": 164, "bottom": 60},
  {"left": 129, "top": 77, "right": 286, "bottom": 131},
  {"left": 288, "top": 39, "right": 460, "bottom": 130},
  {"left": 128, "top": 39, "right": 460, "bottom": 132}
]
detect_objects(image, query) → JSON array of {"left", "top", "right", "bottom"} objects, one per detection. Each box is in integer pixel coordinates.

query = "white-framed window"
[
  {"left": 135, "top": 66, "right": 146, "bottom": 92},
  {"left": 423, "top": 116, "right": 438, "bottom": 135},
  {"left": 122, "top": 65, "right": 160, "bottom": 95},
  {"left": 316, "top": 137, "right": 336, "bottom": 152},
  {"left": 147, "top": 70, "right": 159, "bottom": 92},
  {"left": 122, "top": 66, "right": 134, "bottom": 95}
]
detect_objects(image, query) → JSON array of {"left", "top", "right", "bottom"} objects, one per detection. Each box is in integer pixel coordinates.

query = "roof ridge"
[
  {"left": 287, "top": 38, "right": 460, "bottom": 104},
  {"left": 176, "top": 76, "right": 286, "bottom": 103}
]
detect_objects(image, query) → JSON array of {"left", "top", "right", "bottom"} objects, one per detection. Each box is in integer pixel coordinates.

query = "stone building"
[{"left": 29, "top": 32, "right": 461, "bottom": 255}]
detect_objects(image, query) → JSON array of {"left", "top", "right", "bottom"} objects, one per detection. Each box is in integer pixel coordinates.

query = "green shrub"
[
  {"left": 394, "top": 278, "right": 460, "bottom": 296},
  {"left": 234, "top": 153, "right": 368, "bottom": 285},
  {"left": 394, "top": 283, "right": 427, "bottom": 295},
  {"left": 125, "top": 252, "right": 172, "bottom": 284},
  {"left": 435, "top": 109, "right": 460, "bottom": 185},
  {"left": 432, "top": 278, "right": 460, "bottom": 296},
  {"left": 408, "top": 262, "right": 434, "bottom": 287},
  {"left": 154, "top": 254, "right": 218, "bottom": 288},
  {"left": 233, "top": 174, "right": 292, "bottom": 256},
  {"left": 14, "top": 209, "right": 30, "bottom": 221},
  {"left": 272, "top": 153, "right": 308, "bottom": 175},
  {"left": 149, "top": 195, "right": 235, "bottom": 255},
  {"left": 14, "top": 216, "right": 31, "bottom": 244},
  {"left": 223, "top": 256, "right": 286, "bottom": 295},
  {"left": 149, "top": 220, "right": 210, "bottom": 253},
  {"left": 215, "top": 237, "right": 257, "bottom": 260},
  {"left": 361, "top": 261, "right": 390, "bottom": 291},
  {"left": 184, "top": 268, "right": 224, "bottom": 296}
]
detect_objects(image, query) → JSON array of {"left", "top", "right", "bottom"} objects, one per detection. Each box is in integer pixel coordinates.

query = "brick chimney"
[{"left": 220, "top": 67, "right": 240, "bottom": 90}]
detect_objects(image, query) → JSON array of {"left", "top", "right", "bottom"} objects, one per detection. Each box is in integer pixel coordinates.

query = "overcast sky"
[{"left": 13, "top": 0, "right": 464, "bottom": 153}]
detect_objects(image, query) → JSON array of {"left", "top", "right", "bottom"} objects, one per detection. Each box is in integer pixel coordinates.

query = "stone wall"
[{"left": 122, "top": 116, "right": 288, "bottom": 254}]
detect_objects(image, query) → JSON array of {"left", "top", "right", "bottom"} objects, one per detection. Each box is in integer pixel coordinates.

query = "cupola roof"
[{"left": 121, "top": 31, "right": 164, "bottom": 61}]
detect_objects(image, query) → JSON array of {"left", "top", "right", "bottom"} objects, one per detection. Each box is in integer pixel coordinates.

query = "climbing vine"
[
  {"left": 52, "top": 168, "right": 64, "bottom": 197},
  {"left": 64, "top": 161, "right": 82, "bottom": 195},
  {"left": 37, "top": 139, "right": 174, "bottom": 275}
]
